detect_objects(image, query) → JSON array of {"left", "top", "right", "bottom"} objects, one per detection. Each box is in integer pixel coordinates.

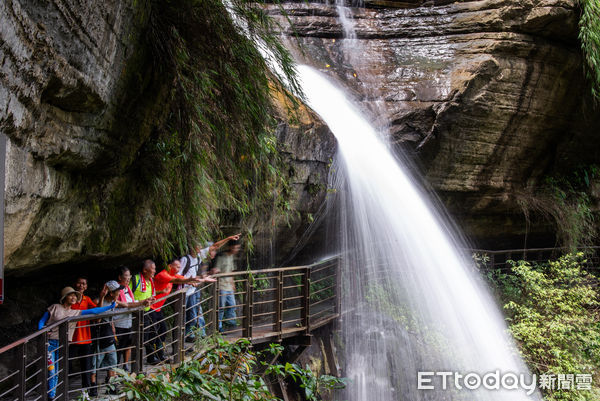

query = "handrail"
[
  {"left": 0, "top": 260, "right": 338, "bottom": 352},
  {"left": 0, "top": 318, "right": 63, "bottom": 355},
  {"left": 469, "top": 246, "right": 600, "bottom": 255},
  {"left": 468, "top": 246, "right": 600, "bottom": 272},
  {"left": 0, "top": 289, "right": 189, "bottom": 355},
  {"left": 0, "top": 256, "right": 341, "bottom": 401},
  {"left": 213, "top": 265, "right": 309, "bottom": 277}
]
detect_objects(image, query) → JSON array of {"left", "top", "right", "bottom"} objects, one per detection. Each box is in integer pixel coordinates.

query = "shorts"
[
  {"left": 115, "top": 327, "right": 133, "bottom": 350},
  {"left": 93, "top": 344, "right": 117, "bottom": 372}
]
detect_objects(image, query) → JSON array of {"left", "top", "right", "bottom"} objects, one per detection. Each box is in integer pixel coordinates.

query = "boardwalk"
[{"left": 0, "top": 257, "right": 340, "bottom": 401}]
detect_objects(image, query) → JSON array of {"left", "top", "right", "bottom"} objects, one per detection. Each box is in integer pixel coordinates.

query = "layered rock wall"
[
  {"left": 1, "top": 0, "right": 335, "bottom": 273},
  {"left": 269, "top": 0, "right": 600, "bottom": 246},
  {"left": 0, "top": 0, "right": 335, "bottom": 342},
  {"left": 1, "top": 0, "right": 151, "bottom": 270}
]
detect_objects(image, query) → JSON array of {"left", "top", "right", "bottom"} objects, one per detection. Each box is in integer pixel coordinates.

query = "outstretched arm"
[
  {"left": 117, "top": 298, "right": 153, "bottom": 308},
  {"left": 80, "top": 302, "right": 116, "bottom": 316},
  {"left": 170, "top": 276, "right": 202, "bottom": 285},
  {"left": 38, "top": 311, "right": 50, "bottom": 330},
  {"left": 210, "top": 233, "right": 241, "bottom": 252}
]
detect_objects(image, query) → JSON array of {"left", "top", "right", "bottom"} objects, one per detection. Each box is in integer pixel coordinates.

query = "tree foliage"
[
  {"left": 488, "top": 253, "right": 600, "bottom": 401},
  {"left": 578, "top": 0, "right": 600, "bottom": 101},
  {"left": 115, "top": 337, "right": 344, "bottom": 401},
  {"left": 127, "top": 0, "right": 299, "bottom": 259}
]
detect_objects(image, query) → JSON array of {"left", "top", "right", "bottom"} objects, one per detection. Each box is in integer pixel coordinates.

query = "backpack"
[
  {"left": 131, "top": 274, "right": 140, "bottom": 293},
  {"left": 181, "top": 255, "right": 200, "bottom": 277},
  {"left": 178, "top": 256, "right": 200, "bottom": 291}
]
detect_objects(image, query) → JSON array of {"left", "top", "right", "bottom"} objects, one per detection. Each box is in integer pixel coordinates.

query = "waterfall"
[{"left": 296, "top": 65, "right": 539, "bottom": 401}]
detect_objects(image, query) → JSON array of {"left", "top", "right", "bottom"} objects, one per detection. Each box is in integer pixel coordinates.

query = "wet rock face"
[
  {"left": 1, "top": 0, "right": 145, "bottom": 270},
  {"left": 1, "top": 0, "right": 335, "bottom": 272},
  {"left": 240, "top": 90, "right": 337, "bottom": 267},
  {"left": 268, "top": 0, "right": 600, "bottom": 247}
]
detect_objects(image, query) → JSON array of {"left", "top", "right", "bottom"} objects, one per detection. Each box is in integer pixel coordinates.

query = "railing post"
[
  {"left": 132, "top": 309, "right": 143, "bottom": 373},
  {"left": 17, "top": 343, "right": 25, "bottom": 401},
  {"left": 302, "top": 267, "right": 311, "bottom": 335},
  {"left": 276, "top": 270, "right": 283, "bottom": 340},
  {"left": 243, "top": 276, "right": 254, "bottom": 339},
  {"left": 41, "top": 332, "right": 49, "bottom": 401},
  {"left": 490, "top": 253, "right": 495, "bottom": 270},
  {"left": 173, "top": 291, "right": 185, "bottom": 364},
  {"left": 58, "top": 322, "right": 69, "bottom": 401},
  {"left": 212, "top": 281, "right": 219, "bottom": 336},
  {"left": 335, "top": 258, "right": 341, "bottom": 316}
]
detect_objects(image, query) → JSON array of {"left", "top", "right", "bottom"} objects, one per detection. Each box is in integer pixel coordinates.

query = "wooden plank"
[{"left": 322, "top": 335, "right": 339, "bottom": 377}]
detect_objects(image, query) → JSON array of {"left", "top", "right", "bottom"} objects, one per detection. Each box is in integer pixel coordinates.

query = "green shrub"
[
  {"left": 116, "top": 337, "right": 344, "bottom": 401},
  {"left": 492, "top": 253, "right": 600, "bottom": 400}
]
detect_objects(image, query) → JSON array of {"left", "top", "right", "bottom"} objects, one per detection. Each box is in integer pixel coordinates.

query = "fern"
[{"left": 578, "top": 0, "right": 600, "bottom": 100}]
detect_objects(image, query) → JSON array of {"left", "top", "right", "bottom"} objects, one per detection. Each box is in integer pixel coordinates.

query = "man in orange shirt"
[
  {"left": 148, "top": 258, "right": 214, "bottom": 362},
  {"left": 70, "top": 277, "right": 97, "bottom": 395}
]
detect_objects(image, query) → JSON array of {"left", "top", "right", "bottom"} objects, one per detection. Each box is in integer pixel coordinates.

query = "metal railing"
[
  {"left": 0, "top": 256, "right": 340, "bottom": 401},
  {"left": 470, "top": 246, "right": 600, "bottom": 272}
]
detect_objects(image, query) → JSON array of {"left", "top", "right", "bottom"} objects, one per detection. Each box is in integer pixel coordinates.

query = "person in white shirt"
[{"left": 179, "top": 234, "right": 241, "bottom": 339}]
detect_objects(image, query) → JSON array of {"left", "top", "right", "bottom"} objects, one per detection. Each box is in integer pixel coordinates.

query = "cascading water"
[{"left": 296, "top": 65, "right": 539, "bottom": 400}]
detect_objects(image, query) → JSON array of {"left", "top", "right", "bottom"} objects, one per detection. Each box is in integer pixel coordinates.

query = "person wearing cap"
[
  {"left": 38, "top": 287, "right": 115, "bottom": 400},
  {"left": 90, "top": 280, "right": 124, "bottom": 395}
]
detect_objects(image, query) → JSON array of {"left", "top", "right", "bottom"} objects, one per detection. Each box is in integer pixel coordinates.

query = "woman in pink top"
[{"left": 111, "top": 266, "right": 153, "bottom": 371}]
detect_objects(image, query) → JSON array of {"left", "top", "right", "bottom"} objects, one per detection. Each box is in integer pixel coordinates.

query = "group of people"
[{"left": 38, "top": 234, "right": 242, "bottom": 399}]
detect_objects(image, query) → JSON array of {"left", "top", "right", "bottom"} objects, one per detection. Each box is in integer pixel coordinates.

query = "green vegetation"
[
  {"left": 141, "top": 0, "right": 299, "bottom": 259},
  {"left": 524, "top": 165, "right": 599, "bottom": 250},
  {"left": 578, "top": 0, "right": 600, "bottom": 100},
  {"left": 96, "top": 0, "right": 300, "bottom": 260},
  {"left": 115, "top": 337, "right": 344, "bottom": 401},
  {"left": 485, "top": 253, "right": 600, "bottom": 401}
]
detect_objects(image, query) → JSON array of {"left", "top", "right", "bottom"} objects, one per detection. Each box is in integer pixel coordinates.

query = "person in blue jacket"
[{"left": 38, "top": 286, "right": 115, "bottom": 399}]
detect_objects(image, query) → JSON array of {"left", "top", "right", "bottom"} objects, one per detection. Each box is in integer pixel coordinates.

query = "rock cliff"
[
  {"left": 0, "top": 0, "right": 335, "bottom": 274},
  {"left": 268, "top": 0, "right": 600, "bottom": 247},
  {"left": 2, "top": 0, "right": 600, "bottom": 341}
]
